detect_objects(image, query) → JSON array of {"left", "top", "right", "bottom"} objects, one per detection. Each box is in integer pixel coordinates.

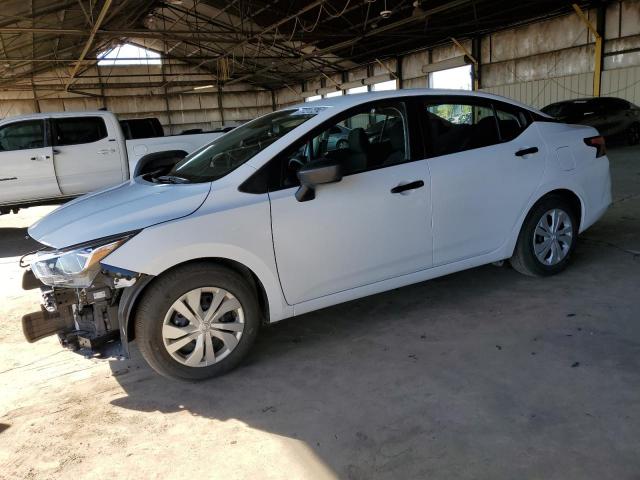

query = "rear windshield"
[
  {"left": 170, "top": 108, "right": 321, "bottom": 183},
  {"left": 542, "top": 101, "right": 595, "bottom": 119}
]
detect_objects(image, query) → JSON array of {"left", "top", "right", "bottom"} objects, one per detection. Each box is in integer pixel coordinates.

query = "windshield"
[{"left": 169, "top": 108, "right": 320, "bottom": 183}]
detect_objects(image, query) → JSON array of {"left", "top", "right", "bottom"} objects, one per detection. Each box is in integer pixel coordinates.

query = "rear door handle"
[
  {"left": 515, "top": 147, "right": 539, "bottom": 157},
  {"left": 391, "top": 180, "right": 425, "bottom": 194},
  {"left": 52, "top": 148, "right": 61, "bottom": 154}
]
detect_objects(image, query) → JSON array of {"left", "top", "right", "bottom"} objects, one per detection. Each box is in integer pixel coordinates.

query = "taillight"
[{"left": 584, "top": 136, "right": 606, "bottom": 158}]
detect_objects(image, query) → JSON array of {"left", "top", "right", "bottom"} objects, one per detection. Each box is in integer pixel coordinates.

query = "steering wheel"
[
  {"left": 288, "top": 156, "right": 306, "bottom": 171},
  {"left": 209, "top": 151, "right": 233, "bottom": 167}
]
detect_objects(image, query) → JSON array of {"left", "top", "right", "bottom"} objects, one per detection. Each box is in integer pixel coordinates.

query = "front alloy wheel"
[
  {"left": 162, "top": 287, "right": 244, "bottom": 367},
  {"left": 135, "top": 263, "right": 260, "bottom": 380}
]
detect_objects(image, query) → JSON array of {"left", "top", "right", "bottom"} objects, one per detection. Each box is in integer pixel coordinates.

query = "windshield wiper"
[{"left": 154, "top": 175, "right": 191, "bottom": 184}]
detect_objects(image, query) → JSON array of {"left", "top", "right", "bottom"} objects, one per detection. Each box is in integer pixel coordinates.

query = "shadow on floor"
[
  {"left": 0, "top": 227, "right": 43, "bottom": 259},
  {"left": 108, "top": 240, "right": 640, "bottom": 478},
  {"left": 0, "top": 423, "right": 9, "bottom": 434}
]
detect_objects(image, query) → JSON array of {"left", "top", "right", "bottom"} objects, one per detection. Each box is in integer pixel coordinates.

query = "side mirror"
[{"left": 295, "top": 158, "right": 343, "bottom": 202}]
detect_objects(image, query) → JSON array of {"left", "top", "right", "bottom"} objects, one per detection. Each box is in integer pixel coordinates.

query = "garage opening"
[
  {"left": 429, "top": 64, "right": 472, "bottom": 90},
  {"left": 372, "top": 80, "right": 397, "bottom": 91},
  {"left": 347, "top": 85, "right": 368, "bottom": 94}
]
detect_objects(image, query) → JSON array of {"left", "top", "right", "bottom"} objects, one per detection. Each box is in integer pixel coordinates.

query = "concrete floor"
[{"left": 0, "top": 147, "right": 638, "bottom": 480}]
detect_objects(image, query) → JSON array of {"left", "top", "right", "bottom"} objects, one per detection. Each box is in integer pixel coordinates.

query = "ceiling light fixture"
[{"left": 380, "top": 0, "right": 391, "bottom": 18}]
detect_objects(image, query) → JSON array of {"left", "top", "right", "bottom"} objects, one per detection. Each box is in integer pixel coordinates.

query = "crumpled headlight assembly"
[{"left": 30, "top": 232, "right": 138, "bottom": 288}]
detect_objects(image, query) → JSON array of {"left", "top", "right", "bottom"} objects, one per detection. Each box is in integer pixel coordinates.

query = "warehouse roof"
[{"left": 0, "top": 0, "right": 598, "bottom": 91}]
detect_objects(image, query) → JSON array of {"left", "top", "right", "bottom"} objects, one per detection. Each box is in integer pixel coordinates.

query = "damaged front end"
[{"left": 21, "top": 232, "right": 150, "bottom": 357}]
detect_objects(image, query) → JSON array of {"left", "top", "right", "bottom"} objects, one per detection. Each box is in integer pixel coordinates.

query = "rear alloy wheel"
[
  {"left": 135, "top": 263, "right": 260, "bottom": 380},
  {"left": 533, "top": 209, "right": 573, "bottom": 266},
  {"left": 510, "top": 196, "right": 578, "bottom": 277},
  {"left": 627, "top": 123, "right": 640, "bottom": 146}
]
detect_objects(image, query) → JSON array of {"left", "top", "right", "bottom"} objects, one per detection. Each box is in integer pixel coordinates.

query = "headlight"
[{"left": 30, "top": 233, "right": 136, "bottom": 288}]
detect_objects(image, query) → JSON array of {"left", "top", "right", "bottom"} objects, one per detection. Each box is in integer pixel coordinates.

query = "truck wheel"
[
  {"left": 134, "top": 263, "right": 260, "bottom": 381},
  {"left": 510, "top": 195, "right": 578, "bottom": 277}
]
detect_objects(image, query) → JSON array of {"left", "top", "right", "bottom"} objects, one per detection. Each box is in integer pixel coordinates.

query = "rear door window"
[
  {"left": 52, "top": 117, "right": 108, "bottom": 146},
  {"left": 421, "top": 98, "right": 499, "bottom": 156},
  {"left": 494, "top": 104, "right": 530, "bottom": 142}
]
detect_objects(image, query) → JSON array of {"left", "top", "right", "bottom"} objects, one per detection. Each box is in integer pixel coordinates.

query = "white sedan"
[{"left": 24, "top": 89, "right": 611, "bottom": 380}]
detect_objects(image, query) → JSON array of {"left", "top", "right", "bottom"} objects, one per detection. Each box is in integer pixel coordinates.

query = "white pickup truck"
[{"left": 0, "top": 111, "right": 224, "bottom": 214}]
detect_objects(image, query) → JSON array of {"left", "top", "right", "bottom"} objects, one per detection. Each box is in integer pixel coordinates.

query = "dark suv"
[{"left": 542, "top": 97, "right": 640, "bottom": 145}]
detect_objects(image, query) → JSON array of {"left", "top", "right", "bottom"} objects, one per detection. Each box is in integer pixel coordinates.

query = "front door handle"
[
  {"left": 97, "top": 148, "right": 115, "bottom": 155},
  {"left": 515, "top": 147, "right": 539, "bottom": 157},
  {"left": 391, "top": 180, "right": 424, "bottom": 194}
]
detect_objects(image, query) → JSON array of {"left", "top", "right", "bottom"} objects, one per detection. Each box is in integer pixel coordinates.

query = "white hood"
[{"left": 28, "top": 177, "right": 211, "bottom": 248}]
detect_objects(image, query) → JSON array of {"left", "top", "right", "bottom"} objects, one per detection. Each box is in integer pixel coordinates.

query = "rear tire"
[
  {"left": 134, "top": 263, "right": 260, "bottom": 381},
  {"left": 510, "top": 195, "right": 578, "bottom": 277}
]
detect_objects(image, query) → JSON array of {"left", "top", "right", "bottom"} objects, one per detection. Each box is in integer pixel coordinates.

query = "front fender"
[{"left": 104, "top": 188, "right": 293, "bottom": 323}]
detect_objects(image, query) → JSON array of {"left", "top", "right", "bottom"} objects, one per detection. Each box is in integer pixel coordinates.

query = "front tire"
[
  {"left": 510, "top": 195, "right": 578, "bottom": 277},
  {"left": 134, "top": 263, "right": 260, "bottom": 381}
]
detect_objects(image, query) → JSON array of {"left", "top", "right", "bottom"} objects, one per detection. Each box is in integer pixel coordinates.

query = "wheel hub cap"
[
  {"left": 161, "top": 287, "right": 244, "bottom": 367},
  {"left": 533, "top": 208, "right": 573, "bottom": 266}
]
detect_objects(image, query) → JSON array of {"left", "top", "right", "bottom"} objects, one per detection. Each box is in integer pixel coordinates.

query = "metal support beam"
[
  {"left": 30, "top": 0, "right": 40, "bottom": 112},
  {"left": 217, "top": 83, "right": 225, "bottom": 127},
  {"left": 0, "top": 57, "right": 303, "bottom": 63},
  {"left": 161, "top": 52, "right": 173, "bottom": 133},
  {"left": 572, "top": 3, "right": 602, "bottom": 97},
  {"left": 66, "top": 0, "right": 112, "bottom": 91},
  {"left": 472, "top": 36, "right": 481, "bottom": 90},
  {"left": 450, "top": 37, "right": 478, "bottom": 90},
  {"left": 374, "top": 58, "right": 398, "bottom": 80}
]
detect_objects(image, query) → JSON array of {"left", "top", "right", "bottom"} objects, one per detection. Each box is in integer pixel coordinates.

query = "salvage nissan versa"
[{"left": 21, "top": 90, "right": 611, "bottom": 380}]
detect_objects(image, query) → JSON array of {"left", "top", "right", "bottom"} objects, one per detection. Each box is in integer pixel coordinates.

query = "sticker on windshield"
[{"left": 292, "top": 106, "right": 330, "bottom": 115}]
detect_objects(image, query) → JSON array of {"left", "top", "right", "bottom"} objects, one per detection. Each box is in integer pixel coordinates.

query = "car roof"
[
  {"left": 0, "top": 110, "right": 117, "bottom": 123},
  {"left": 292, "top": 88, "right": 548, "bottom": 116},
  {"left": 546, "top": 96, "right": 624, "bottom": 106}
]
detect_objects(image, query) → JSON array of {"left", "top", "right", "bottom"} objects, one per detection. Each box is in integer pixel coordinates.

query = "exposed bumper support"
[
  {"left": 22, "top": 308, "right": 70, "bottom": 343},
  {"left": 116, "top": 274, "right": 154, "bottom": 358},
  {"left": 20, "top": 267, "right": 154, "bottom": 359}
]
